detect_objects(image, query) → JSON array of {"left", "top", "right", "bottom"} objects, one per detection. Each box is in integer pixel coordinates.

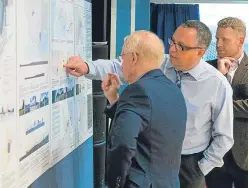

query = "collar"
[
  {"left": 139, "top": 69, "right": 164, "bottom": 81},
  {"left": 166, "top": 59, "right": 205, "bottom": 81},
  {"left": 237, "top": 52, "right": 244, "bottom": 64},
  {"left": 136, "top": 73, "right": 145, "bottom": 81}
]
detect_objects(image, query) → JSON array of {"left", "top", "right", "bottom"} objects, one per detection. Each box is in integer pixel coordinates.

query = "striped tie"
[
  {"left": 227, "top": 60, "right": 239, "bottom": 84},
  {"left": 175, "top": 69, "right": 183, "bottom": 89}
]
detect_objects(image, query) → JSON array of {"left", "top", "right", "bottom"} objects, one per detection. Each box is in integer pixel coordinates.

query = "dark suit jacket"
[
  {"left": 208, "top": 53, "right": 248, "bottom": 171},
  {"left": 105, "top": 69, "right": 187, "bottom": 188}
]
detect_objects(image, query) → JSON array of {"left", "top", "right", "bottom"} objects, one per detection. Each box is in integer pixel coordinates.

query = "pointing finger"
[{"left": 65, "top": 67, "right": 81, "bottom": 77}]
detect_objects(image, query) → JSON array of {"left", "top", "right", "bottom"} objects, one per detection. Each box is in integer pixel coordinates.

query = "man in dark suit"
[
  {"left": 101, "top": 31, "right": 187, "bottom": 188},
  {"left": 206, "top": 17, "right": 248, "bottom": 188}
]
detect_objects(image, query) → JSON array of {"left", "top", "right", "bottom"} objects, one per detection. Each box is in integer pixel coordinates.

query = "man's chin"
[
  {"left": 217, "top": 51, "right": 226, "bottom": 58},
  {"left": 170, "top": 58, "right": 177, "bottom": 66}
]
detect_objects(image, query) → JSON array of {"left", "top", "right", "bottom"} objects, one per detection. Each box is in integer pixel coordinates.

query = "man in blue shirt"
[{"left": 65, "top": 21, "right": 234, "bottom": 188}]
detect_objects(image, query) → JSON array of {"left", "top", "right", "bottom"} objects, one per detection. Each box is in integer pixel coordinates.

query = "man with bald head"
[{"left": 66, "top": 31, "right": 187, "bottom": 188}]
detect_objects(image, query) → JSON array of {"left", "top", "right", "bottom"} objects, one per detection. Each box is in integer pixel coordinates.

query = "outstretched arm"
[{"left": 64, "top": 56, "right": 126, "bottom": 83}]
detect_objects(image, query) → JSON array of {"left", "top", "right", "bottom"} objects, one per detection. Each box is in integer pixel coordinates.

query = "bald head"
[
  {"left": 122, "top": 31, "right": 165, "bottom": 67},
  {"left": 121, "top": 31, "right": 165, "bottom": 84}
]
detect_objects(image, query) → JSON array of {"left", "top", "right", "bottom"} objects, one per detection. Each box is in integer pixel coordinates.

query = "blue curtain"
[{"left": 150, "top": 4, "right": 200, "bottom": 53}]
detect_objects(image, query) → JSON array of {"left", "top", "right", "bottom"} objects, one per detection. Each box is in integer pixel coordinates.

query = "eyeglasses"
[{"left": 168, "top": 37, "right": 203, "bottom": 52}]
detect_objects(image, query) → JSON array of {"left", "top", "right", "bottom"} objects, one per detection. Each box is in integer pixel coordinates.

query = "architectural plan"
[{"left": 0, "top": 0, "right": 93, "bottom": 187}]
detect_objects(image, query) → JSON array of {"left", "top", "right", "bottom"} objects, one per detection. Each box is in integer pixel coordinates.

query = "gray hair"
[
  {"left": 218, "top": 17, "right": 246, "bottom": 37},
  {"left": 181, "top": 20, "right": 212, "bottom": 49}
]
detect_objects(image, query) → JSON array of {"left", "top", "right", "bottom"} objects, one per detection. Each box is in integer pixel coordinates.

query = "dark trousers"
[
  {"left": 206, "top": 151, "right": 248, "bottom": 188},
  {"left": 180, "top": 152, "right": 205, "bottom": 188}
]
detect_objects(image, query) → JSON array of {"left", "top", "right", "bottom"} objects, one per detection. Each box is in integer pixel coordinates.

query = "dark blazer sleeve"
[
  {"left": 234, "top": 54, "right": 248, "bottom": 119},
  {"left": 233, "top": 82, "right": 248, "bottom": 119},
  {"left": 234, "top": 99, "right": 248, "bottom": 118},
  {"left": 104, "top": 102, "right": 118, "bottom": 119},
  {"left": 208, "top": 57, "right": 248, "bottom": 119},
  {"left": 107, "top": 83, "right": 151, "bottom": 188}
]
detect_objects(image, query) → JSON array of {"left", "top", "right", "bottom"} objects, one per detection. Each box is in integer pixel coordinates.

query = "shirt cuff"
[
  {"left": 86, "top": 61, "right": 96, "bottom": 76},
  {"left": 198, "top": 158, "right": 215, "bottom": 176}
]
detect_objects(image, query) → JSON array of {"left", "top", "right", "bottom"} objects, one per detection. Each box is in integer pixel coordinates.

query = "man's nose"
[
  {"left": 216, "top": 39, "right": 223, "bottom": 48},
  {"left": 169, "top": 45, "right": 176, "bottom": 54}
]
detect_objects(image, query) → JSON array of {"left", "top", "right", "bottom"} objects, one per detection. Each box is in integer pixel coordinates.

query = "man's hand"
[
  {"left": 217, "top": 57, "right": 235, "bottom": 75},
  {"left": 63, "top": 56, "right": 89, "bottom": 77},
  {"left": 102, "top": 73, "right": 121, "bottom": 105}
]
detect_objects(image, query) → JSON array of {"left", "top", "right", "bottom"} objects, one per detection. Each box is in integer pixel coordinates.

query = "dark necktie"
[{"left": 175, "top": 69, "right": 184, "bottom": 89}]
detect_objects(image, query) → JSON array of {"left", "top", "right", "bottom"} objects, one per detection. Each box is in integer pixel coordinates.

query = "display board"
[{"left": 0, "top": 0, "right": 93, "bottom": 187}]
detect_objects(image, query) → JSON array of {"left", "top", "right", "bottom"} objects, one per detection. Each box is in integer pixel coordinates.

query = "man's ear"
[
  {"left": 238, "top": 36, "right": 245, "bottom": 47},
  {"left": 197, "top": 49, "right": 206, "bottom": 57},
  {"left": 131, "top": 52, "right": 138, "bottom": 66}
]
